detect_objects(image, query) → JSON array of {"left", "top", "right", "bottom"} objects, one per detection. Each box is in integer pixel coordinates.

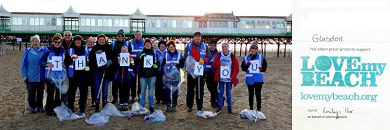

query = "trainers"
[
  {"left": 172, "top": 105, "right": 177, "bottom": 112},
  {"left": 37, "top": 107, "right": 45, "bottom": 113},
  {"left": 216, "top": 106, "right": 222, "bottom": 113},
  {"left": 228, "top": 107, "right": 233, "bottom": 113},
  {"left": 149, "top": 107, "right": 155, "bottom": 113},
  {"left": 75, "top": 112, "right": 86, "bottom": 117},
  {"left": 166, "top": 105, "right": 171, "bottom": 112},
  {"left": 187, "top": 108, "right": 193, "bottom": 112},
  {"left": 111, "top": 99, "right": 118, "bottom": 104},
  {"left": 29, "top": 107, "right": 36, "bottom": 114}
]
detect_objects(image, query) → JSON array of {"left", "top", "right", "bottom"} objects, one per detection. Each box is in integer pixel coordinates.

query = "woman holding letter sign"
[
  {"left": 43, "top": 35, "right": 68, "bottom": 116},
  {"left": 135, "top": 39, "right": 159, "bottom": 113},
  {"left": 88, "top": 34, "right": 118, "bottom": 112},
  {"left": 241, "top": 43, "right": 267, "bottom": 112},
  {"left": 64, "top": 35, "right": 89, "bottom": 116},
  {"left": 212, "top": 43, "right": 239, "bottom": 113},
  {"left": 161, "top": 40, "right": 184, "bottom": 112}
]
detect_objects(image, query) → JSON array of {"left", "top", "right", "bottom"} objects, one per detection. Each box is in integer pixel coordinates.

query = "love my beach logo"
[{"left": 300, "top": 56, "right": 386, "bottom": 87}]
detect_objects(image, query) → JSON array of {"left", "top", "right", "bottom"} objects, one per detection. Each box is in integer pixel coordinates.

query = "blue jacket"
[
  {"left": 20, "top": 47, "right": 48, "bottom": 82},
  {"left": 154, "top": 49, "right": 167, "bottom": 74}
]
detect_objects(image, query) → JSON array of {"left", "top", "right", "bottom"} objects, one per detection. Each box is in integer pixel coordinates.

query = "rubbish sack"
[
  {"left": 85, "top": 112, "right": 109, "bottom": 126},
  {"left": 144, "top": 110, "right": 166, "bottom": 122},
  {"left": 48, "top": 68, "right": 69, "bottom": 94},
  {"left": 100, "top": 103, "right": 125, "bottom": 117},
  {"left": 239, "top": 109, "right": 266, "bottom": 121},
  {"left": 53, "top": 105, "right": 85, "bottom": 121},
  {"left": 163, "top": 63, "right": 181, "bottom": 92},
  {"left": 196, "top": 110, "right": 218, "bottom": 119},
  {"left": 130, "top": 102, "right": 149, "bottom": 116},
  {"left": 185, "top": 56, "right": 197, "bottom": 79}
]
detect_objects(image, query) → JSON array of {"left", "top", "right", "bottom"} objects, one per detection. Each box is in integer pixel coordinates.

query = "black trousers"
[
  {"left": 129, "top": 73, "right": 138, "bottom": 100},
  {"left": 112, "top": 81, "right": 119, "bottom": 101},
  {"left": 186, "top": 74, "right": 205, "bottom": 110},
  {"left": 86, "top": 71, "right": 95, "bottom": 105},
  {"left": 67, "top": 74, "right": 88, "bottom": 113},
  {"left": 248, "top": 82, "right": 263, "bottom": 111},
  {"left": 45, "top": 80, "right": 66, "bottom": 114},
  {"left": 205, "top": 71, "right": 218, "bottom": 105},
  {"left": 26, "top": 82, "right": 44, "bottom": 109},
  {"left": 155, "top": 74, "right": 165, "bottom": 103},
  {"left": 119, "top": 82, "right": 130, "bottom": 104}
]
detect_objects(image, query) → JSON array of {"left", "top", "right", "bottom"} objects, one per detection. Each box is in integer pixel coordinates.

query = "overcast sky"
[{"left": 0, "top": 0, "right": 292, "bottom": 16}]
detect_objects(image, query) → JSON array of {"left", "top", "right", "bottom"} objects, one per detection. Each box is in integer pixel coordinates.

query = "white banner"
[
  {"left": 51, "top": 56, "right": 62, "bottom": 71},
  {"left": 120, "top": 53, "right": 130, "bottom": 66},
  {"left": 143, "top": 55, "right": 153, "bottom": 68},
  {"left": 194, "top": 62, "right": 204, "bottom": 76},
  {"left": 220, "top": 65, "right": 231, "bottom": 79},
  {"left": 75, "top": 56, "right": 86, "bottom": 70},
  {"left": 96, "top": 52, "right": 107, "bottom": 67}
]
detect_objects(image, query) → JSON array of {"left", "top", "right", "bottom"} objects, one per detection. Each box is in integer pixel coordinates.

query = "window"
[
  {"left": 209, "top": 21, "right": 228, "bottom": 28},
  {"left": 91, "top": 19, "right": 95, "bottom": 26},
  {"left": 130, "top": 19, "right": 145, "bottom": 32},
  {"left": 124, "top": 19, "right": 128, "bottom": 27},
  {"left": 161, "top": 20, "right": 167, "bottom": 28},
  {"left": 108, "top": 19, "right": 112, "bottom": 27},
  {"left": 151, "top": 20, "right": 156, "bottom": 27},
  {"left": 233, "top": 21, "right": 237, "bottom": 28},
  {"left": 188, "top": 20, "right": 192, "bottom": 28},
  {"left": 183, "top": 20, "right": 187, "bottom": 28},
  {"left": 167, "top": 20, "right": 171, "bottom": 28},
  {"left": 56, "top": 18, "right": 61, "bottom": 26},
  {"left": 272, "top": 21, "right": 276, "bottom": 29},
  {"left": 120, "top": 19, "right": 124, "bottom": 27},
  {"left": 12, "top": 17, "right": 17, "bottom": 25},
  {"left": 156, "top": 20, "right": 161, "bottom": 28},
  {"left": 80, "top": 18, "right": 85, "bottom": 26},
  {"left": 64, "top": 17, "right": 79, "bottom": 31},
  {"left": 0, "top": 17, "right": 11, "bottom": 30},
  {"left": 265, "top": 21, "right": 270, "bottom": 29},
  {"left": 52, "top": 18, "right": 57, "bottom": 26},
  {"left": 103, "top": 19, "right": 107, "bottom": 26},
  {"left": 98, "top": 19, "right": 102, "bottom": 26},
  {"left": 30, "top": 18, "right": 34, "bottom": 25},
  {"left": 115, "top": 19, "right": 119, "bottom": 27},
  {"left": 241, "top": 21, "right": 245, "bottom": 28},
  {"left": 199, "top": 21, "right": 207, "bottom": 28},
  {"left": 260, "top": 21, "right": 266, "bottom": 29},
  {"left": 172, "top": 20, "right": 176, "bottom": 28},
  {"left": 46, "top": 18, "right": 51, "bottom": 26},
  {"left": 256, "top": 21, "right": 261, "bottom": 28},
  {"left": 35, "top": 18, "right": 39, "bottom": 25},
  {"left": 23, "top": 18, "right": 28, "bottom": 25},
  {"left": 86, "top": 18, "right": 90, "bottom": 26}
]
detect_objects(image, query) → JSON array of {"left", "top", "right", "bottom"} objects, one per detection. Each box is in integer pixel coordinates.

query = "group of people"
[{"left": 20, "top": 29, "right": 267, "bottom": 117}]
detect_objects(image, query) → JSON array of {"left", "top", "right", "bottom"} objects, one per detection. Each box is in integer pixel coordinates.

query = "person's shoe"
[
  {"left": 75, "top": 111, "right": 86, "bottom": 117},
  {"left": 172, "top": 105, "right": 177, "bottom": 112},
  {"left": 37, "top": 107, "right": 45, "bottom": 113},
  {"left": 149, "top": 107, "right": 155, "bottom": 113},
  {"left": 123, "top": 105, "right": 129, "bottom": 111},
  {"left": 216, "top": 106, "right": 222, "bottom": 113},
  {"left": 29, "top": 107, "right": 36, "bottom": 114},
  {"left": 187, "top": 108, "right": 193, "bottom": 112},
  {"left": 111, "top": 99, "right": 118, "bottom": 104},
  {"left": 228, "top": 107, "right": 233, "bottom": 113},
  {"left": 166, "top": 105, "right": 171, "bottom": 112},
  {"left": 211, "top": 102, "right": 218, "bottom": 108}
]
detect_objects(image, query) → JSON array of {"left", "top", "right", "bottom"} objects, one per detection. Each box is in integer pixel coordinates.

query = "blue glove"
[{"left": 106, "top": 60, "right": 112, "bottom": 67}]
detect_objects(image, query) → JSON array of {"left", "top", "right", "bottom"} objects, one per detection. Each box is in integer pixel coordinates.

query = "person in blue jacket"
[
  {"left": 161, "top": 40, "right": 184, "bottom": 112},
  {"left": 111, "top": 29, "right": 127, "bottom": 104},
  {"left": 154, "top": 40, "right": 167, "bottom": 104},
  {"left": 241, "top": 43, "right": 267, "bottom": 112},
  {"left": 128, "top": 30, "right": 144, "bottom": 102},
  {"left": 43, "top": 35, "right": 69, "bottom": 116},
  {"left": 20, "top": 35, "right": 47, "bottom": 114}
]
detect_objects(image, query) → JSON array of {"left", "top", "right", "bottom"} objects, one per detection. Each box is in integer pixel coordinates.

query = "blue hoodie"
[{"left": 20, "top": 46, "right": 48, "bottom": 82}]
